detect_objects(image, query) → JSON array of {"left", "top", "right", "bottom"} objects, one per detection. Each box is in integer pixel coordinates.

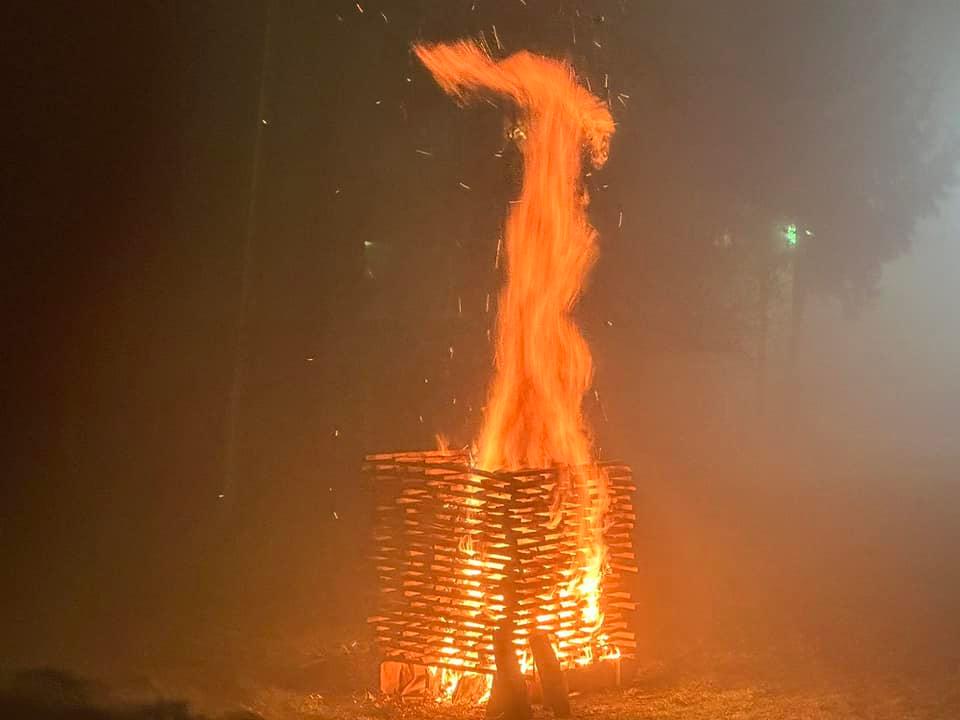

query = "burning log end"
[
  {"left": 529, "top": 632, "right": 571, "bottom": 718},
  {"left": 486, "top": 627, "right": 531, "bottom": 720}
]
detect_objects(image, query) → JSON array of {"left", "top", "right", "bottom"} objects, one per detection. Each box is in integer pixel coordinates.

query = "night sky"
[{"left": 3, "top": 0, "right": 960, "bottom": 690}]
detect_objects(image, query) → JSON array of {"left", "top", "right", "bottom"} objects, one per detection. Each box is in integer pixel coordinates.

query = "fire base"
[{"left": 379, "top": 657, "right": 625, "bottom": 702}]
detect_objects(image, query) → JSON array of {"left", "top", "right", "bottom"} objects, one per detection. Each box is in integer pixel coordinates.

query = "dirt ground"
[
  {"left": 4, "top": 653, "right": 959, "bottom": 720},
  {"left": 245, "top": 674, "right": 960, "bottom": 720},
  {"left": 192, "top": 647, "right": 960, "bottom": 720}
]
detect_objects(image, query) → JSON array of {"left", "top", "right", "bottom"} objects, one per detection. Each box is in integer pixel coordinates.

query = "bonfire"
[{"left": 367, "top": 41, "right": 637, "bottom": 716}]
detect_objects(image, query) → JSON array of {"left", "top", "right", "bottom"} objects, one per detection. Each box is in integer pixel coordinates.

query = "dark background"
[{"left": 3, "top": 0, "right": 960, "bottom": 697}]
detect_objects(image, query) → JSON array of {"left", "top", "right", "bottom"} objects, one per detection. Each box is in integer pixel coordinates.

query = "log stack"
[{"left": 366, "top": 449, "right": 637, "bottom": 688}]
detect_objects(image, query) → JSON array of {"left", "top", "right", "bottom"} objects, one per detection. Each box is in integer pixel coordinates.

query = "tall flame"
[{"left": 414, "top": 40, "right": 616, "bottom": 697}]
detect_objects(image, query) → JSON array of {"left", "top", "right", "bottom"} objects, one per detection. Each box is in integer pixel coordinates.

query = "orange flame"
[{"left": 414, "top": 40, "right": 617, "bottom": 700}]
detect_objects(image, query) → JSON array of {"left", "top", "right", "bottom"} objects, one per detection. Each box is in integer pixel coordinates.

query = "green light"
[{"left": 785, "top": 223, "right": 798, "bottom": 246}]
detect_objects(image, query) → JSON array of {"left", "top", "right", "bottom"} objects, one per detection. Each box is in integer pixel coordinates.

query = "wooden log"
[
  {"left": 529, "top": 633, "right": 570, "bottom": 717},
  {"left": 486, "top": 627, "right": 530, "bottom": 720}
]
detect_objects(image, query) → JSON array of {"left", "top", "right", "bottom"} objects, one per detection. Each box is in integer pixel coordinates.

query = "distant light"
[{"left": 785, "top": 223, "right": 798, "bottom": 246}]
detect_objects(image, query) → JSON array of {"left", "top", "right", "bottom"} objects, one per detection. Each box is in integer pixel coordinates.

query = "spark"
[
  {"left": 457, "top": 296, "right": 463, "bottom": 314},
  {"left": 618, "top": 209, "right": 623, "bottom": 228},
  {"left": 424, "top": 377, "right": 429, "bottom": 384},
  {"left": 449, "top": 346, "right": 455, "bottom": 359},
  {"left": 593, "top": 40, "right": 602, "bottom": 49},
  {"left": 217, "top": 493, "right": 225, "bottom": 499},
  {"left": 478, "top": 31, "right": 492, "bottom": 58},
  {"left": 333, "top": 511, "right": 340, "bottom": 520},
  {"left": 418, "top": 414, "right": 424, "bottom": 424},
  {"left": 606, "top": 320, "right": 614, "bottom": 327},
  {"left": 458, "top": 181, "right": 472, "bottom": 190},
  {"left": 492, "top": 25, "right": 503, "bottom": 51},
  {"left": 333, "top": 428, "right": 340, "bottom": 437},
  {"left": 261, "top": 118, "right": 269, "bottom": 126},
  {"left": 380, "top": 11, "right": 388, "bottom": 23},
  {"left": 495, "top": 235, "right": 502, "bottom": 268},
  {"left": 306, "top": 356, "right": 314, "bottom": 362},
  {"left": 485, "top": 293, "right": 490, "bottom": 313},
  {"left": 355, "top": 2, "right": 363, "bottom": 13},
  {"left": 603, "top": 73, "right": 608, "bottom": 89},
  {"left": 415, "top": 148, "right": 433, "bottom": 157}
]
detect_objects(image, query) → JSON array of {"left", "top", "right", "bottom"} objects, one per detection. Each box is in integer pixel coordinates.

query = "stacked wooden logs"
[{"left": 366, "top": 449, "right": 637, "bottom": 699}]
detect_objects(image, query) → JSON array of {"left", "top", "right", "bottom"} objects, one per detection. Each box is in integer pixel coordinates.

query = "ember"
[{"left": 368, "top": 40, "right": 636, "bottom": 705}]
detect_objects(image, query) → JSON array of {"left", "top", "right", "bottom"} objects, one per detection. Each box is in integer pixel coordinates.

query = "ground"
[
  {"left": 3, "top": 651, "right": 959, "bottom": 719},
  {"left": 237, "top": 671, "right": 960, "bottom": 720}
]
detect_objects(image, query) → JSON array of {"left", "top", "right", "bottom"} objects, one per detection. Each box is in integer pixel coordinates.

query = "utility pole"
[
  {"left": 756, "top": 233, "right": 771, "bottom": 419},
  {"left": 221, "top": 1, "right": 272, "bottom": 516},
  {"left": 788, "top": 228, "right": 807, "bottom": 376}
]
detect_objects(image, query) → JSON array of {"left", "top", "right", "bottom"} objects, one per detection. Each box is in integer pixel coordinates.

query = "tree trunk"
[
  {"left": 486, "top": 627, "right": 531, "bottom": 720},
  {"left": 530, "top": 633, "right": 570, "bottom": 717}
]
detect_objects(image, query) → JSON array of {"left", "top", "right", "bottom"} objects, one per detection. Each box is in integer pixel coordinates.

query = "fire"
[{"left": 412, "top": 40, "right": 618, "bottom": 701}]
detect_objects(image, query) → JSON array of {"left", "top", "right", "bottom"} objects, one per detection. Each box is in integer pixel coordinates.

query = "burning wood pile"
[
  {"left": 367, "top": 40, "right": 637, "bottom": 710},
  {"left": 367, "top": 450, "right": 637, "bottom": 703}
]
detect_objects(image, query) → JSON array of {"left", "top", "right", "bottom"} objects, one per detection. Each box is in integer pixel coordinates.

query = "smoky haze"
[{"left": 1, "top": 0, "right": 959, "bottom": 714}]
